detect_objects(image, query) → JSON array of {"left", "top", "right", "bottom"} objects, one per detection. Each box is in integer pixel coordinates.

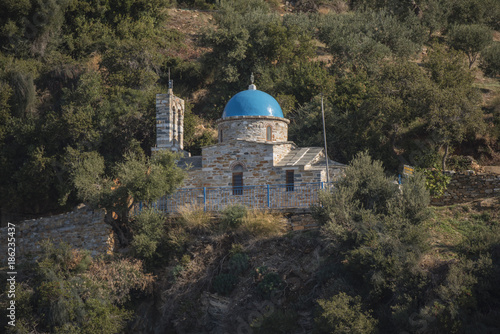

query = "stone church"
[{"left": 152, "top": 79, "right": 343, "bottom": 208}]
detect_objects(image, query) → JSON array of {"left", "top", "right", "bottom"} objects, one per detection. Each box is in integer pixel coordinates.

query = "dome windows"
[{"left": 266, "top": 125, "right": 272, "bottom": 141}]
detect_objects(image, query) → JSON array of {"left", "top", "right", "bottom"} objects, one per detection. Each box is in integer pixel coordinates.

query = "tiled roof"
[{"left": 276, "top": 147, "right": 324, "bottom": 167}]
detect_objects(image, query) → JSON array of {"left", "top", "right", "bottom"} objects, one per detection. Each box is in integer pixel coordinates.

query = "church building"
[{"left": 152, "top": 78, "right": 343, "bottom": 211}]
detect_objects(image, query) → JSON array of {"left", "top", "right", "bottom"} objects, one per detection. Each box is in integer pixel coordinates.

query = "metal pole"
[
  {"left": 321, "top": 93, "right": 331, "bottom": 184},
  {"left": 267, "top": 184, "right": 270, "bottom": 208},
  {"left": 203, "top": 187, "right": 207, "bottom": 212}
]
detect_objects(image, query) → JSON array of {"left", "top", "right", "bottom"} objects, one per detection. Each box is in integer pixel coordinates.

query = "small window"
[
  {"left": 220, "top": 129, "right": 223, "bottom": 143},
  {"left": 232, "top": 164, "right": 244, "bottom": 195},
  {"left": 266, "top": 126, "right": 272, "bottom": 141},
  {"left": 286, "top": 170, "right": 294, "bottom": 192}
]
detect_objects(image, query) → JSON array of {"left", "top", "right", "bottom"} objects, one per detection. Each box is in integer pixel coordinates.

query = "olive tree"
[{"left": 448, "top": 24, "right": 492, "bottom": 68}]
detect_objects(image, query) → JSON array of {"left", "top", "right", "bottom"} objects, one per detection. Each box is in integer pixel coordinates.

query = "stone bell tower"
[{"left": 152, "top": 77, "right": 186, "bottom": 154}]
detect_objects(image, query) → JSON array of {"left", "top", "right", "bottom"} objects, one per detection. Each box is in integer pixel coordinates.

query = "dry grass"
[
  {"left": 239, "top": 210, "right": 286, "bottom": 237},
  {"left": 177, "top": 203, "right": 212, "bottom": 230}
]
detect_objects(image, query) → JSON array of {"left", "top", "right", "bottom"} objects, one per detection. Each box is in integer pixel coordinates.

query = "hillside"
[
  {"left": 1, "top": 154, "right": 499, "bottom": 333},
  {"left": 0, "top": 1, "right": 500, "bottom": 333},
  {"left": 132, "top": 200, "right": 500, "bottom": 333}
]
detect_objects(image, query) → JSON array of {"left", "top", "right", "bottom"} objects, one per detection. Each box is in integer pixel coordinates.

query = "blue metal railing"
[{"left": 149, "top": 182, "right": 334, "bottom": 213}]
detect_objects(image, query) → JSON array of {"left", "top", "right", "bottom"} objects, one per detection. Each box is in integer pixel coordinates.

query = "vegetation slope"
[{"left": 1, "top": 0, "right": 500, "bottom": 333}]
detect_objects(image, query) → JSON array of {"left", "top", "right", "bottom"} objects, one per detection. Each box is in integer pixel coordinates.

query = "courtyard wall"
[
  {"left": 431, "top": 171, "right": 500, "bottom": 205},
  {"left": 0, "top": 207, "right": 115, "bottom": 263}
]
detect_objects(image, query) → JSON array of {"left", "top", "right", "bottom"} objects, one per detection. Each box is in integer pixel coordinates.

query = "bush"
[
  {"left": 131, "top": 208, "right": 166, "bottom": 259},
  {"left": 315, "top": 293, "right": 378, "bottom": 334},
  {"left": 420, "top": 166, "right": 451, "bottom": 198},
  {"left": 336, "top": 151, "right": 397, "bottom": 214},
  {"left": 314, "top": 152, "right": 431, "bottom": 331},
  {"left": 221, "top": 204, "right": 247, "bottom": 229},
  {"left": 229, "top": 252, "right": 249, "bottom": 275},
  {"left": 166, "top": 226, "right": 190, "bottom": 254},
  {"left": 479, "top": 42, "right": 500, "bottom": 77},
  {"left": 177, "top": 203, "right": 212, "bottom": 230},
  {"left": 131, "top": 233, "right": 158, "bottom": 260},
  {"left": 239, "top": 210, "right": 285, "bottom": 237},
  {"left": 212, "top": 273, "right": 239, "bottom": 296},
  {"left": 397, "top": 172, "right": 431, "bottom": 225},
  {"left": 314, "top": 151, "right": 404, "bottom": 239},
  {"left": 421, "top": 256, "right": 498, "bottom": 332},
  {"left": 5, "top": 242, "right": 151, "bottom": 333},
  {"left": 257, "top": 272, "right": 284, "bottom": 299}
]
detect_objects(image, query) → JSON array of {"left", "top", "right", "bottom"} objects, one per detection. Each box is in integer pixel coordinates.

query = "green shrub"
[
  {"left": 212, "top": 273, "right": 238, "bottom": 296},
  {"left": 479, "top": 42, "right": 500, "bottom": 77},
  {"left": 172, "top": 254, "right": 191, "bottom": 279},
  {"left": 420, "top": 166, "right": 451, "bottom": 198},
  {"left": 315, "top": 152, "right": 431, "bottom": 331},
  {"left": 330, "top": 151, "right": 397, "bottom": 215},
  {"left": 131, "top": 233, "right": 158, "bottom": 260},
  {"left": 172, "top": 264, "right": 184, "bottom": 279},
  {"left": 315, "top": 293, "right": 378, "bottom": 334},
  {"left": 221, "top": 204, "right": 247, "bottom": 229},
  {"left": 131, "top": 208, "right": 166, "bottom": 260},
  {"left": 229, "top": 252, "right": 249, "bottom": 275},
  {"left": 397, "top": 172, "right": 431, "bottom": 225},
  {"left": 423, "top": 256, "right": 494, "bottom": 332},
  {"left": 459, "top": 222, "right": 500, "bottom": 256},
  {"left": 166, "top": 226, "right": 190, "bottom": 254},
  {"left": 254, "top": 266, "right": 269, "bottom": 280},
  {"left": 6, "top": 242, "right": 155, "bottom": 333},
  {"left": 257, "top": 272, "right": 284, "bottom": 299}
]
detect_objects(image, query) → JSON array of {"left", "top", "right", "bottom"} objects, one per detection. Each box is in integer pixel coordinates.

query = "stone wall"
[
  {"left": 431, "top": 172, "right": 500, "bottom": 206},
  {"left": 217, "top": 116, "right": 289, "bottom": 143},
  {"left": 283, "top": 209, "right": 319, "bottom": 231},
  {"left": 183, "top": 141, "right": 325, "bottom": 189},
  {"left": 0, "top": 208, "right": 115, "bottom": 263},
  {"left": 201, "top": 140, "right": 284, "bottom": 187}
]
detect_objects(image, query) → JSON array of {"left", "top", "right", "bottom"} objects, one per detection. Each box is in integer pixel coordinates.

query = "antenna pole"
[
  {"left": 321, "top": 93, "right": 330, "bottom": 184},
  {"left": 168, "top": 67, "right": 172, "bottom": 90}
]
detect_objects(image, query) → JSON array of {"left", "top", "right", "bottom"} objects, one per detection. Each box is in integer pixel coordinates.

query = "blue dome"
[{"left": 222, "top": 89, "right": 284, "bottom": 118}]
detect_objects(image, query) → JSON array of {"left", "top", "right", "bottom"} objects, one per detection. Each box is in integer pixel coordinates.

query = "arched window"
[
  {"left": 266, "top": 125, "right": 272, "bottom": 141},
  {"left": 219, "top": 129, "right": 223, "bottom": 143},
  {"left": 232, "top": 164, "right": 244, "bottom": 195}
]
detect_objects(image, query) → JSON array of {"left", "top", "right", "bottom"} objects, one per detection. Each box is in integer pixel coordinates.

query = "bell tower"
[{"left": 152, "top": 75, "right": 186, "bottom": 154}]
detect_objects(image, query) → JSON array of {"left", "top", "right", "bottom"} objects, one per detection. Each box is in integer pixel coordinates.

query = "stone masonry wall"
[
  {"left": 187, "top": 141, "right": 324, "bottom": 188},
  {"left": 284, "top": 210, "right": 319, "bottom": 231},
  {"left": 153, "top": 91, "right": 185, "bottom": 152},
  {"left": 217, "top": 116, "right": 289, "bottom": 143},
  {"left": 0, "top": 208, "right": 115, "bottom": 263},
  {"left": 431, "top": 172, "right": 500, "bottom": 206},
  {"left": 201, "top": 140, "right": 281, "bottom": 187}
]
